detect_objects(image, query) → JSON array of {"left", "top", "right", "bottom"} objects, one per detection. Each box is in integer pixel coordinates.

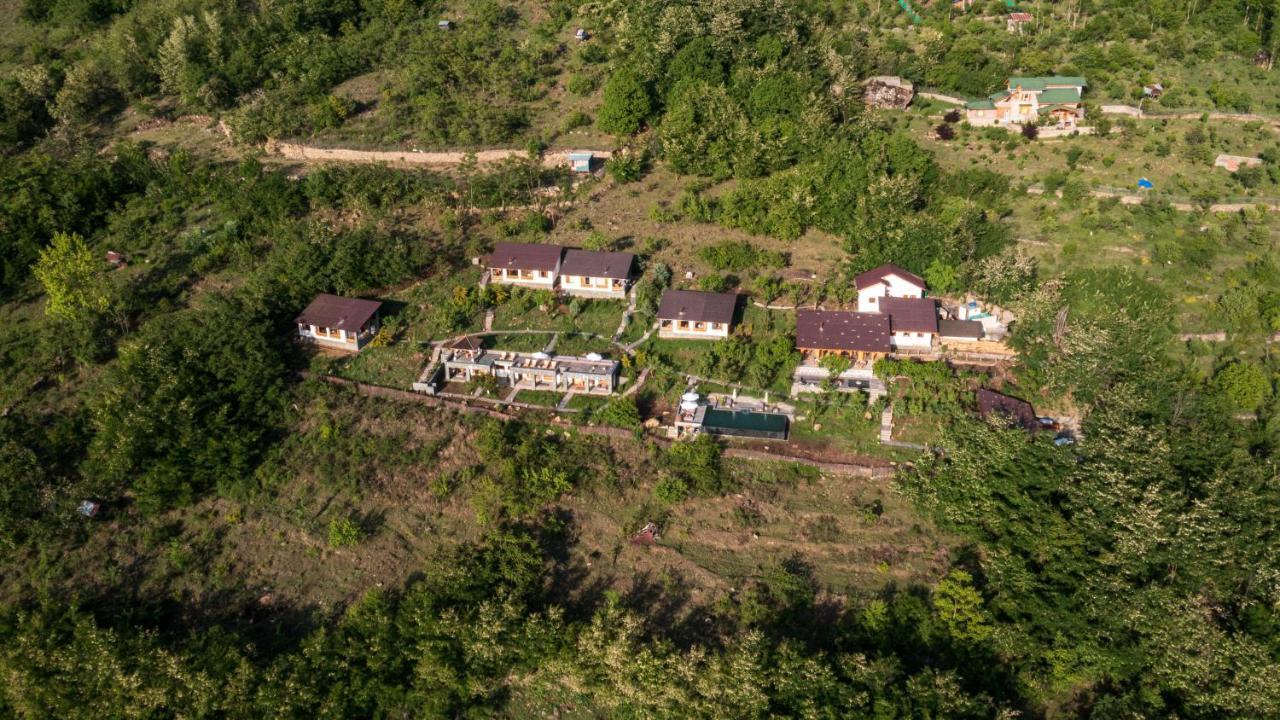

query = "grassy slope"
[{"left": 0, "top": 384, "right": 953, "bottom": 626}]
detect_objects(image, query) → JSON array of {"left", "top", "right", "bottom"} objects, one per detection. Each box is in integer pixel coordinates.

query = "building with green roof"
[{"left": 965, "top": 76, "right": 1087, "bottom": 129}]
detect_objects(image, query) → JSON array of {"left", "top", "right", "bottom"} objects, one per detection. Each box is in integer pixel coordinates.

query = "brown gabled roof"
[
  {"left": 939, "top": 319, "right": 983, "bottom": 340},
  {"left": 561, "top": 249, "right": 635, "bottom": 280},
  {"left": 854, "top": 263, "right": 927, "bottom": 291},
  {"left": 448, "top": 336, "right": 483, "bottom": 351},
  {"left": 795, "top": 310, "right": 891, "bottom": 353},
  {"left": 881, "top": 297, "right": 939, "bottom": 334},
  {"left": 976, "top": 389, "right": 1039, "bottom": 432},
  {"left": 296, "top": 294, "right": 382, "bottom": 331},
  {"left": 656, "top": 290, "right": 737, "bottom": 324},
  {"left": 489, "top": 242, "right": 563, "bottom": 272}
]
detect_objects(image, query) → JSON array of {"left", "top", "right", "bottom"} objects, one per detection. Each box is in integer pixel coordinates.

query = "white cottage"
[
  {"left": 855, "top": 264, "right": 927, "bottom": 313},
  {"left": 657, "top": 289, "right": 737, "bottom": 340},
  {"left": 488, "top": 242, "right": 563, "bottom": 289},
  {"left": 559, "top": 249, "right": 635, "bottom": 298},
  {"left": 296, "top": 294, "right": 383, "bottom": 352}
]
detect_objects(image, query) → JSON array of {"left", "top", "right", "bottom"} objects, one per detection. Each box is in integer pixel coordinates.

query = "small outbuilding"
[
  {"left": 939, "top": 319, "right": 984, "bottom": 342},
  {"left": 297, "top": 294, "right": 383, "bottom": 352},
  {"left": 437, "top": 19, "right": 453, "bottom": 30},
  {"left": 574, "top": 27, "right": 589, "bottom": 41},
  {"left": 1006, "top": 12, "right": 1034, "bottom": 33},
  {"left": 568, "top": 151, "right": 594, "bottom": 173},
  {"left": 1143, "top": 83, "right": 1164, "bottom": 99}
]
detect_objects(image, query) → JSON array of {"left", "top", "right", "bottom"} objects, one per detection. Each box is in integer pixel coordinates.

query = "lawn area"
[
  {"left": 645, "top": 336, "right": 718, "bottom": 374},
  {"left": 891, "top": 412, "right": 948, "bottom": 446},
  {"left": 553, "top": 333, "right": 618, "bottom": 357},
  {"left": 483, "top": 333, "right": 551, "bottom": 352},
  {"left": 327, "top": 341, "right": 426, "bottom": 389},
  {"left": 565, "top": 394, "right": 610, "bottom": 417},
  {"left": 391, "top": 265, "right": 487, "bottom": 342},
  {"left": 788, "top": 393, "right": 886, "bottom": 457},
  {"left": 490, "top": 292, "right": 624, "bottom": 336},
  {"left": 514, "top": 389, "right": 563, "bottom": 407}
]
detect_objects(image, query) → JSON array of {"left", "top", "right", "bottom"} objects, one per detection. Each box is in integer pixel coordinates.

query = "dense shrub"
[{"left": 698, "top": 241, "right": 786, "bottom": 271}]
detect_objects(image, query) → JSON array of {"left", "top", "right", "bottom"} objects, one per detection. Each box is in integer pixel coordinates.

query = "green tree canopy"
[{"left": 597, "top": 68, "right": 652, "bottom": 135}]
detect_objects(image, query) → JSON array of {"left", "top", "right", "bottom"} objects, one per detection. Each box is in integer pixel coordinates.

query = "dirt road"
[
  {"left": 269, "top": 141, "right": 611, "bottom": 169},
  {"left": 1026, "top": 185, "right": 1279, "bottom": 213}
]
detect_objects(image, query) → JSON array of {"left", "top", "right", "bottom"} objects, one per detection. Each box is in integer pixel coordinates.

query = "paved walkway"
[
  {"left": 623, "top": 322, "right": 658, "bottom": 352},
  {"left": 622, "top": 368, "right": 650, "bottom": 397},
  {"left": 879, "top": 403, "right": 926, "bottom": 451},
  {"left": 611, "top": 291, "right": 638, "bottom": 342}
]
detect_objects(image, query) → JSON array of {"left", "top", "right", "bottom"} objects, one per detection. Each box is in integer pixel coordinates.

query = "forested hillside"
[{"left": 4, "top": 0, "right": 1280, "bottom": 717}]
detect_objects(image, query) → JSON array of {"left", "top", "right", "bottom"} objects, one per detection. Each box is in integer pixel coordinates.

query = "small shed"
[
  {"left": 105, "top": 250, "right": 127, "bottom": 267},
  {"left": 78, "top": 500, "right": 100, "bottom": 518},
  {"left": 1006, "top": 12, "right": 1034, "bottom": 33},
  {"left": 574, "top": 27, "right": 588, "bottom": 41},
  {"left": 1143, "top": 83, "right": 1164, "bottom": 99},
  {"left": 437, "top": 19, "right": 453, "bottom": 30},
  {"left": 939, "top": 319, "right": 983, "bottom": 342},
  {"left": 568, "top": 151, "right": 594, "bottom": 173}
]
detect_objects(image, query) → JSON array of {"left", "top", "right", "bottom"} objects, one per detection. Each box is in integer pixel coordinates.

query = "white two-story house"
[{"left": 856, "top": 263, "right": 926, "bottom": 313}]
